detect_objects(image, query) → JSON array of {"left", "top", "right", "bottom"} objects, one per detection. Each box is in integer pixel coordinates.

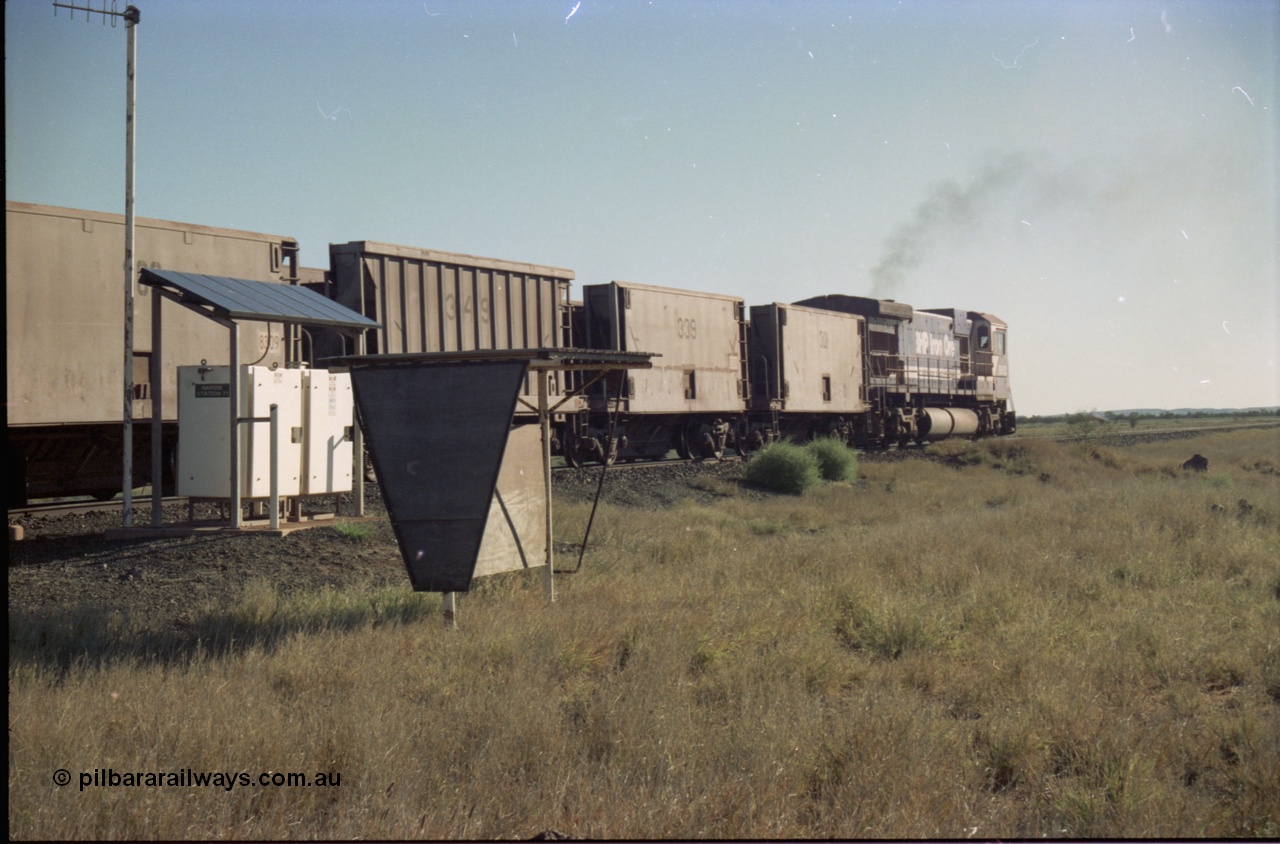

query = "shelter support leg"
[
  {"left": 443, "top": 592, "right": 457, "bottom": 629},
  {"left": 354, "top": 332, "right": 367, "bottom": 517},
  {"left": 229, "top": 323, "right": 241, "bottom": 530},
  {"left": 540, "top": 369, "right": 554, "bottom": 603},
  {"left": 151, "top": 288, "right": 163, "bottom": 526}
]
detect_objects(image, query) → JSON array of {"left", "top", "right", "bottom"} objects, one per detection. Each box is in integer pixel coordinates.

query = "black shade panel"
[{"left": 349, "top": 360, "right": 529, "bottom": 592}]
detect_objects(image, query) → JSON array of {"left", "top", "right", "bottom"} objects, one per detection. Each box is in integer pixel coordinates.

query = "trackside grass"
[{"left": 8, "top": 428, "right": 1278, "bottom": 839}]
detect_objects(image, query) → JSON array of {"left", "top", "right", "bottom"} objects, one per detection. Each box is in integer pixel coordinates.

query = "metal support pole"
[
  {"left": 443, "top": 592, "right": 457, "bottom": 629},
  {"left": 150, "top": 285, "right": 163, "bottom": 526},
  {"left": 121, "top": 7, "right": 139, "bottom": 526},
  {"left": 269, "top": 403, "right": 280, "bottom": 531},
  {"left": 229, "top": 324, "right": 241, "bottom": 529},
  {"left": 540, "top": 368, "right": 554, "bottom": 603},
  {"left": 354, "top": 330, "right": 366, "bottom": 517}
]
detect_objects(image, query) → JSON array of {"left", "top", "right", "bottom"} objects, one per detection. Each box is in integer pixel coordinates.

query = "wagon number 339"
[{"left": 676, "top": 316, "right": 698, "bottom": 339}]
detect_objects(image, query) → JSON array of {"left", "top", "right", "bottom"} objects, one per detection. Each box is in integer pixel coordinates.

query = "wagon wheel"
[
  {"left": 704, "top": 429, "right": 727, "bottom": 461},
  {"left": 675, "top": 426, "right": 694, "bottom": 460},
  {"left": 681, "top": 422, "right": 725, "bottom": 461},
  {"left": 562, "top": 433, "right": 584, "bottom": 469}
]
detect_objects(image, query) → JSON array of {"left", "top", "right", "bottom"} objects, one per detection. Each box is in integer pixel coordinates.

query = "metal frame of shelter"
[
  {"left": 330, "top": 348, "right": 653, "bottom": 614},
  {"left": 138, "top": 268, "right": 381, "bottom": 529}
]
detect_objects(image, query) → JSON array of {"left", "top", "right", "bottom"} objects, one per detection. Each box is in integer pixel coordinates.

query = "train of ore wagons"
[{"left": 6, "top": 201, "right": 1016, "bottom": 506}]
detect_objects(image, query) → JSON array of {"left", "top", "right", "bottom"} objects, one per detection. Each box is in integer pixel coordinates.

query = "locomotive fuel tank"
[{"left": 917, "top": 406, "right": 980, "bottom": 439}]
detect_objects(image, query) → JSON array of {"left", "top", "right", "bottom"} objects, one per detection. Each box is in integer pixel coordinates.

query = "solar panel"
[{"left": 140, "top": 269, "right": 379, "bottom": 330}]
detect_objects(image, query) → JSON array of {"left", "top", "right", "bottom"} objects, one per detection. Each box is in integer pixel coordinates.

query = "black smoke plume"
[{"left": 870, "top": 153, "right": 1032, "bottom": 297}]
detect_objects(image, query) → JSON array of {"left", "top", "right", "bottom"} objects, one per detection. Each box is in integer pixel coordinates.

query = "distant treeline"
[{"left": 1024, "top": 408, "right": 1280, "bottom": 428}]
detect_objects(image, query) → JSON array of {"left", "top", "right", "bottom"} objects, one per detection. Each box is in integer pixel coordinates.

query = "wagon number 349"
[{"left": 444, "top": 293, "right": 490, "bottom": 323}]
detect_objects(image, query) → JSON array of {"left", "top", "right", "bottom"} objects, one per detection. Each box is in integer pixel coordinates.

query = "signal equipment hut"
[{"left": 111, "top": 268, "right": 380, "bottom": 536}]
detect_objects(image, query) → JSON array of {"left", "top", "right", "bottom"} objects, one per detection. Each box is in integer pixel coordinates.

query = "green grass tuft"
[
  {"left": 805, "top": 437, "right": 859, "bottom": 482},
  {"left": 742, "top": 440, "right": 823, "bottom": 494}
]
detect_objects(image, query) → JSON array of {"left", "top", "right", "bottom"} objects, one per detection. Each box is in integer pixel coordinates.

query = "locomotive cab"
[{"left": 967, "top": 312, "right": 1016, "bottom": 435}]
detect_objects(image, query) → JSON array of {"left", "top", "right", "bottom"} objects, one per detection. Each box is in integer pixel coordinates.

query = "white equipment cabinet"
[
  {"left": 301, "top": 370, "right": 354, "bottom": 494},
  {"left": 177, "top": 365, "right": 304, "bottom": 498}
]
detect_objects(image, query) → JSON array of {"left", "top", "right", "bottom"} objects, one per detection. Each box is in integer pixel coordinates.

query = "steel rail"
[{"left": 9, "top": 496, "right": 187, "bottom": 520}]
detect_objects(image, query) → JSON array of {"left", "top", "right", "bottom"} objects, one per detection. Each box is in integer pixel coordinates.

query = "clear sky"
[{"left": 6, "top": 0, "right": 1277, "bottom": 416}]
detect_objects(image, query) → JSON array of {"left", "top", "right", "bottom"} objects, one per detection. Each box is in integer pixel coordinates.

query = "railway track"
[
  {"left": 9, "top": 496, "right": 188, "bottom": 520},
  {"left": 552, "top": 454, "right": 743, "bottom": 473}
]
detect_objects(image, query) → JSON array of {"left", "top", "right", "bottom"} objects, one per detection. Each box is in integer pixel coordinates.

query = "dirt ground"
[{"left": 8, "top": 460, "right": 751, "bottom": 631}]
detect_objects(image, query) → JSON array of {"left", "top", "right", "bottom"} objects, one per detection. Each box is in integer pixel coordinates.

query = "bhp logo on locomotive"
[{"left": 914, "top": 330, "right": 956, "bottom": 358}]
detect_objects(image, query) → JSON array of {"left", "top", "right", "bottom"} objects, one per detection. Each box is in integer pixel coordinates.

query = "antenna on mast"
[
  {"left": 51, "top": 1, "right": 142, "bottom": 526},
  {"left": 53, "top": 0, "right": 131, "bottom": 26}
]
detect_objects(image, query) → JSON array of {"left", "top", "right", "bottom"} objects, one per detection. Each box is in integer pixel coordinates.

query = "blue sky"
[{"left": 7, "top": 0, "right": 1277, "bottom": 415}]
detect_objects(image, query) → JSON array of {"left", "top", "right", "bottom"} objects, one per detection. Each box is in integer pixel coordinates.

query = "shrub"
[
  {"left": 805, "top": 437, "right": 859, "bottom": 482},
  {"left": 742, "top": 440, "right": 822, "bottom": 495}
]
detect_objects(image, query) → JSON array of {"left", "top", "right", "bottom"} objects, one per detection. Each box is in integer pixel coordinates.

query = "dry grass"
[{"left": 9, "top": 429, "right": 1278, "bottom": 839}]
